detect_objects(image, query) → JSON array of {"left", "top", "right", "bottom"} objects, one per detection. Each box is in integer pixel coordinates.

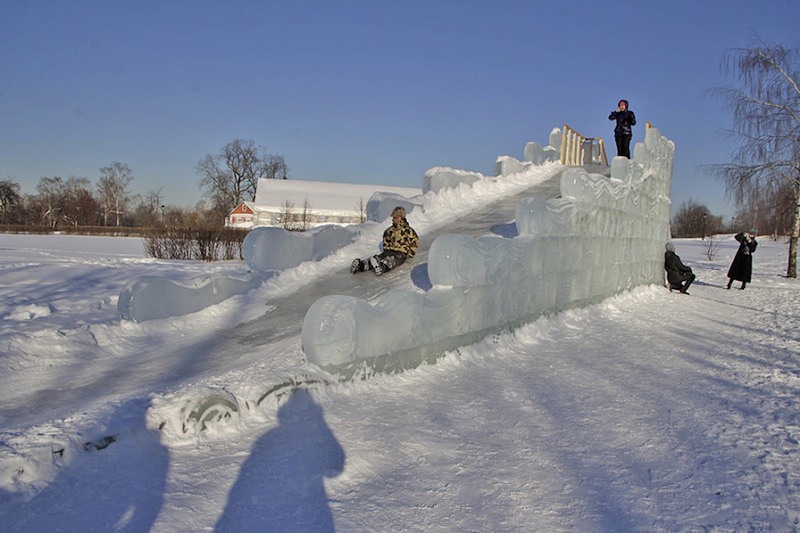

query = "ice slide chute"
[{"left": 302, "top": 125, "right": 673, "bottom": 377}]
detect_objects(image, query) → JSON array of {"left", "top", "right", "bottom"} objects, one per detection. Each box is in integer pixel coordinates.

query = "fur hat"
[
  {"left": 391, "top": 206, "right": 406, "bottom": 219},
  {"left": 665, "top": 242, "right": 675, "bottom": 252}
]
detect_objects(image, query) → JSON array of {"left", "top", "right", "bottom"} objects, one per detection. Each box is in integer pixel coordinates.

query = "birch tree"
[
  {"left": 97, "top": 162, "right": 133, "bottom": 226},
  {"left": 711, "top": 37, "right": 800, "bottom": 277}
]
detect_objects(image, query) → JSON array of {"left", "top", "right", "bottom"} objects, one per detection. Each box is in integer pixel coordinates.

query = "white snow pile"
[{"left": 301, "top": 126, "right": 673, "bottom": 375}]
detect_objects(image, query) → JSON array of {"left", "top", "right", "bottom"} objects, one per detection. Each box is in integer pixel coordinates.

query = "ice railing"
[
  {"left": 560, "top": 124, "right": 609, "bottom": 167},
  {"left": 301, "top": 125, "right": 673, "bottom": 377}
]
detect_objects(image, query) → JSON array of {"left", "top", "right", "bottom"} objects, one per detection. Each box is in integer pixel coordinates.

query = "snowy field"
[{"left": 1, "top": 228, "right": 799, "bottom": 531}]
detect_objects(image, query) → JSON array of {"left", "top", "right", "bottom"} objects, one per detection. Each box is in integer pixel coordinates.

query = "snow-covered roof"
[{"left": 253, "top": 178, "right": 421, "bottom": 211}]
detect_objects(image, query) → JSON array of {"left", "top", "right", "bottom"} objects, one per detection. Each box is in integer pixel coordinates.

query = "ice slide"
[
  {"left": 230, "top": 168, "right": 565, "bottom": 351},
  {"left": 161, "top": 124, "right": 672, "bottom": 437},
  {"left": 301, "top": 126, "right": 673, "bottom": 378},
  {"left": 147, "top": 164, "right": 568, "bottom": 438}
]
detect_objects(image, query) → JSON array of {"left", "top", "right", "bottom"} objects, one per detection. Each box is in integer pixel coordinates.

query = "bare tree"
[
  {"left": 301, "top": 199, "right": 311, "bottom": 231},
  {"left": 670, "top": 200, "right": 722, "bottom": 238},
  {"left": 97, "top": 162, "right": 134, "bottom": 226},
  {"left": 131, "top": 188, "right": 165, "bottom": 227},
  {"left": 281, "top": 199, "right": 295, "bottom": 230},
  {"left": 197, "top": 139, "right": 288, "bottom": 218},
  {"left": 704, "top": 235, "right": 721, "bottom": 260},
  {"left": 264, "top": 154, "right": 289, "bottom": 179},
  {"left": 36, "top": 176, "right": 66, "bottom": 228},
  {"left": 0, "top": 179, "right": 22, "bottom": 224},
  {"left": 356, "top": 197, "right": 366, "bottom": 223},
  {"left": 709, "top": 37, "right": 800, "bottom": 277},
  {"left": 63, "top": 176, "right": 98, "bottom": 226}
]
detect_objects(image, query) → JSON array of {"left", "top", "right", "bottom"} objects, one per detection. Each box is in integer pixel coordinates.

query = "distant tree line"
[
  {"left": 670, "top": 200, "right": 724, "bottom": 239},
  {"left": 0, "top": 139, "right": 287, "bottom": 261},
  {"left": 0, "top": 138, "right": 288, "bottom": 231},
  {"left": 670, "top": 190, "right": 796, "bottom": 240}
]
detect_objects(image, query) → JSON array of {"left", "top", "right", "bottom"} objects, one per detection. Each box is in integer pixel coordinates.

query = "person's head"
[
  {"left": 618, "top": 99, "right": 628, "bottom": 110},
  {"left": 391, "top": 206, "right": 406, "bottom": 223},
  {"left": 665, "top": 242, "right": 675, "bottom": 252},
  {"left": 749, "top": 228, "right": 757, "bottom": 236}
]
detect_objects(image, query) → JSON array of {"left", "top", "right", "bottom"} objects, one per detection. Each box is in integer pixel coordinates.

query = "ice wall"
[
  {"left": 498, "top": 127, "right": 561, "bottom": 175},
  {"left": 524, "top": 127, "right": 561, "bottom": 164},
  {"left": 494, "top": 155, "right": 531, "bottom": 176},
  {"left": 366, "top": 192, "right": 424, "bottom": 223},
  {"left": 243, "top": 225, "right": 358, "bottom": 272},
  {"left": 422, "top": 167, "right": 484, "bottom": 194},
  {"left": 118, "top": 273, "right": 267, "bottom": 323},
  {"left": 302, "top": 126, "right": 674, "bottom": 377}
]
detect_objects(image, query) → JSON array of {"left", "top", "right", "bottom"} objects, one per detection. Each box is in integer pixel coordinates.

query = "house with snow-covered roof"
[
  {"left": 224, "top": 201, "right": 257, "bottom": 228},
  {"left": 225, "top": 178, "right": 421, "bottom": 230}
]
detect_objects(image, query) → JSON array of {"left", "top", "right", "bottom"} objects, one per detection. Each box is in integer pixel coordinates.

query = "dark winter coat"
[
  {"left": 727, "top": 232, "right": 757, "bottom": 282},
  {"left": 609, "top": 103, "right": 637, "bottom": 137},
  {"left": 383, "top": 218, "right": 419, "bottom": 258},
  {"left": 665, "top": 251, "right": 694, "bottom": 287}
]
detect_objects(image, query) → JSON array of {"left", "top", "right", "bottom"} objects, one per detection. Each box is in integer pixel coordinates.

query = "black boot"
[
  {"left": 726, "top": 279, "right": 733, "bottom": 289},
  {"left": 740, "top": 282, "right": 747, "bottom": 290},
  {"left": 350, "top": 258, "right": 365, "bottom": 274},
  {"left": 680, "top": 274, "right": 696, "bottom": 294},
  {"left": 369, "top": 256, "right": 383, "bottom": 275}
]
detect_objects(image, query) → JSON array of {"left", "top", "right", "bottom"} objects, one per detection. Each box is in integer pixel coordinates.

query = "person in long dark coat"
[
  {"left": 726, "top": 231, "right": 758, "bottom": 289},
  {"left": 665, "top": 242, "right": 696, "bottom": 294}
]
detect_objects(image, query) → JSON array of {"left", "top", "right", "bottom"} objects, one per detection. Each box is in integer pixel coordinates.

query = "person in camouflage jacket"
[{"left": 351, "top": 206, "right": 419, "bottom": 276}]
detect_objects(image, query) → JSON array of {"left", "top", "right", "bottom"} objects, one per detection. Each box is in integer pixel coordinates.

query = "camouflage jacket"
[{"left": 383, "top": 219, "right": 419, "bottom": 258}]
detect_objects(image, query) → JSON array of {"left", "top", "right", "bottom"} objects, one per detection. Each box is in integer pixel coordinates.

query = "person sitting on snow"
[
  {"left": 351, "top": 206, "right": 419, "bottom": 276},
  {"left": 664, "top": 241, "right": 696, "bottom": 294}
]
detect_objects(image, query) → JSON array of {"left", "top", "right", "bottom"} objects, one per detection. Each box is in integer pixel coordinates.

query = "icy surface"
[
  {"left": 118, "top": 273, "right": 267, "bottom": 323},
  {"left": 523, "top": 140, "right": 559, "bottom": 164},
  {"left": 243, "top": 225, "right": 359, "bottom": 272},
  {"left": 303, "top": 127, "right": 674, "bottom": 373},
  {"left": 503, "top": 128, "right": 561, "bottom": 173},
  {"left": 422, "top": 166, "right": 484, "bottom": 194},
  {"left": 365, "top": 191, "right": 424, "bottom": 222}
]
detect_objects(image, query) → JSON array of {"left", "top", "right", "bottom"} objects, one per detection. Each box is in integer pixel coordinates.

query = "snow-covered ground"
[{"left": 1, "top": 220, "right": 798, "bottom": 528}]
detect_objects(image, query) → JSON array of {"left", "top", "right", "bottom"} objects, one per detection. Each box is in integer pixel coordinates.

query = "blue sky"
[{"left": 1, "top": 1, "right": 797, "bottom": 219}]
